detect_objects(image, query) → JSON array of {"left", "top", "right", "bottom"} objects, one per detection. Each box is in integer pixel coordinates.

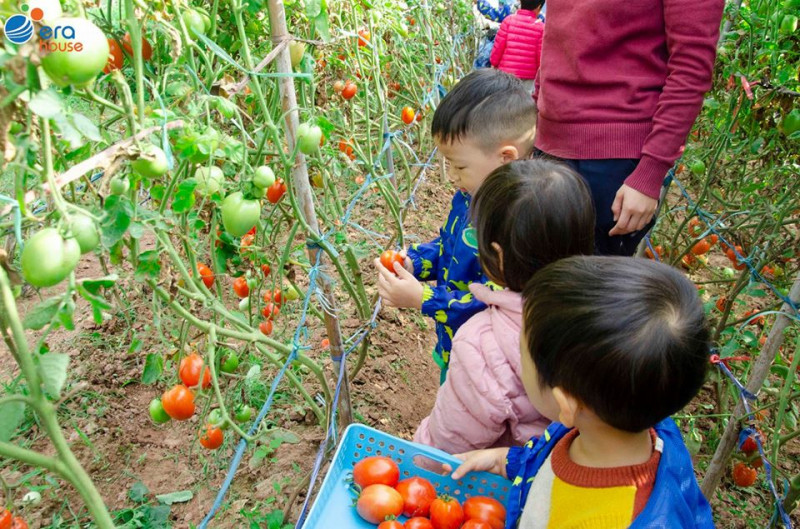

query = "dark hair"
[
  {"left": 520, "top": 0, "right": 544, "bottom": 10},
  {"left": 431, "top": 69, "right": 537, "bottom": 153},
  {"left": 471, "top": 160, "right": 595, "bottom": 291},
  {"left": 522, "top": 256, "right": 710, "bottom": 432}
]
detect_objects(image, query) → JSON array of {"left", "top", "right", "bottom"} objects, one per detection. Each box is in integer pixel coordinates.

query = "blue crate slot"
[{"left": 302, "top": 424, "right": 512, "bottom": 528}]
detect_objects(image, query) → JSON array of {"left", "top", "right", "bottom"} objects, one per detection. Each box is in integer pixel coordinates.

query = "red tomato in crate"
[
  {"left": 405, "top": 518, "right": 435, "bottom": 529},
  {"left": 430, "top": 496, "right": 464, "bottom": 529},
  {"left": 356, "top": 484, "right": 403, "bottom": 524},
  {"left": 352, "top": 455, "right": 400, "bottom": 488},
  {"left": 378, "top": 521, "right": 404, "bottom": 529},
  {"left": 463, "top": 496, "right": 506, "bottom": 529},
  {"left": 396, "top": 477, "right": 437, "bottom": 517}
]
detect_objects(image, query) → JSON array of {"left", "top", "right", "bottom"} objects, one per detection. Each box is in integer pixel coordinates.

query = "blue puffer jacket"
[{"left": 504, "top": 418, "right": 715, "bottom": 528}]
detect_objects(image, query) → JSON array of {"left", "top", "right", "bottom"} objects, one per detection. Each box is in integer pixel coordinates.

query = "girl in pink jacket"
[
  {"left": 414, "top": 159, "right": 595, "bottom": 454},
  {"left": 490, "top": 0, "right": 545, "bottom": 93}
]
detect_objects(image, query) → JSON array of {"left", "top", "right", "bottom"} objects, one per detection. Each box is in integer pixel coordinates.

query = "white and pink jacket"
[{"left": 414, "top": 283, "right": 549, "bottom": 454}]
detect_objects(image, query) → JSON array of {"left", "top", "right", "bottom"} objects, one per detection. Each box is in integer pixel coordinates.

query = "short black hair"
[
  {"left": 431, "top": 69, "right": 537, "bottom": 153},
  {"left": 522, "top": 256, "right": 710, "bottom": 433},
  {"left": 471, "top": 160, "right": 595, "bottom": 291},
  {"left": 520, "top": 0, "right": 544, "bottom": 10}
]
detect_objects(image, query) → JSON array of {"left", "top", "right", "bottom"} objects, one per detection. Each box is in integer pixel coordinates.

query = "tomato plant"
[
  {"left": 356, "top": 484, "right": 404, "bottom": 524},
  {"left": 352, "top": 456, "right": 400, "bottom": 488}
]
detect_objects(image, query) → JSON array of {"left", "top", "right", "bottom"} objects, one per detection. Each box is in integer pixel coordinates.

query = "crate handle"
[{"left": 412, "top": 454, "right": 452, "bottom": 476}]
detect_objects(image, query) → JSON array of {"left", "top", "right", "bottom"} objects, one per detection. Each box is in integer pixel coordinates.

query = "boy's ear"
[
  {"left": 499, "top": 145, "right": 519, "bottom": 163},
  {"left": 490, "top": 242, "right": 504, "bottom": 274},
  {"left": 553, "top": 387, "right": 580, "bottom": 428}
]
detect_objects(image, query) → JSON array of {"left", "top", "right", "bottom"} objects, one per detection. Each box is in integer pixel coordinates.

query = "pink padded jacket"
[
  {"left": 489, "top": 9, "right": 543, "bottom": 81},
  {"left": 414, "top": 284, "right": 549, "bottom": 454}
]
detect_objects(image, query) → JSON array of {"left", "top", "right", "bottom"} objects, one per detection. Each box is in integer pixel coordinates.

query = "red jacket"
[
  {"left": 534, "top": 0, "right": 724, "bottom": 198},
  {"left": 489, "top": 9, "right": 543, "bottom": 80}
]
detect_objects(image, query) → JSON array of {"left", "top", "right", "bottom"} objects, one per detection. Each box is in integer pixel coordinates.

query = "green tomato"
[
  {"left": 289, "top": 41, "right": 306, "bottom": 69},
  {"left": 109, "top": 176, "right": 130, "bottom": 195},
  {"left": 221, "top": 191, "right": 261, "bottom": 237},
  {"left": 131, "top": 144, "right": 169, "bottom": 179},
  {"left": 21, "top": 228, "right": 81, "bottom": 288},
  {"left": 195, "top": 166, "right": 224, "bottom": 196},
  {"left": 149, "top": 398, "right": 171, "bottom": 424},
  {"left": 689, "top": 160, "right": 706, "bottom": 175},
  {"left": 182, "top": 10, "right": 206, "bottom": 38},
  {"left": 782, "top": 109, "right": 800, "bottom": 137},
  {"left": 296, "top": 122, "right": 322, "bottom": 155},
  {"left": 253, "top": 166, "right": 276, "bottom": 189},
  {"left": 284, "top": 284, "right": 300, "bottom": 301},
  {"left": 220, "top": 350, "right": 240, "bottom": 373},
  {"left": 41, "top": 18, "right": 109, "bottom": 87},
  {"left": 207, "top": 409, "right": 229, "bottom": 430},
  {"left": 239, "top": 296, "right": 250, "bottom": 311},
  {"left": 69, "top": 214, "right": 99, "bottom": 254},
  {"left": 234, "top": 405, "right": 253, "bottom": 423},
  {"left": 722, "top": 267, "right": 736, "bottom": 279},
  {"left": 780, "top": 14, "right": 798, "bottom": 34}
]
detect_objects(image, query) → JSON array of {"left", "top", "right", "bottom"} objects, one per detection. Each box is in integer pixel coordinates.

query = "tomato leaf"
[
  {"left": 28, "top": 89, "right": 64, "bottom": 119},
  {"left": 128, "top": 481, "right": 150, "bottom": 503},
  {"left": 141, "top": 354, "right": 163, "bottom": 385},
  {"left": 155, "top": 490, "right": 193, "bottom": 505},
  {"left": 23, "top": 296, "right": 62, "bottom": 330},
  {"left": 81, "top": 275, "right": 118, "bottom": 294},
  {"left": 71, "top": 112, "right": 102, "bottom": 142},
  {"left": 135, "top": 250, "right": 162, "bottom": 280},
  {"left": 76, "top": 284, "right": 112, "bottom": 325},
  {"left": 37, "top": 353, "right": 70, "bottom": 399},
  {"left": 102, "top": 195, "right": 133, "bottom": 247},
  {"left": 0, "top": 400, "right": 25, "bottom": 442},
  {"left": 172, "top": 179, "right": 197, "bottom": 213},
  {"left": 57, "top": 298, "right": 75, "bottom": 331}
]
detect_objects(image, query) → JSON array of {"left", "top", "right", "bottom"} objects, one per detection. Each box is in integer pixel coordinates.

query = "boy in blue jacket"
[
  {"left": 451, "top": 256, "right": 714, "bottom": 528},
  {"left": 375, "top": 69, "right": 537, "bottom": 383}
]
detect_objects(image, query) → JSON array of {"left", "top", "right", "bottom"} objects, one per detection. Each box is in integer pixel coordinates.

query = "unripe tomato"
[
  {"left": 199, "top": 424, "right": 224, "bottom": 449},
  {"left": 254, "top": 166, "right": 276, "bottom": 189},
  {"left": 689, "top": 160, "right": 706, "bottom": 176},
  {"left": 131, "top": 144, "right": 169, "bottom": 179},
  {"left": 220, "top": 350, "right": 240, "bottom": 373},
  {"left": 259, "top": 320, "right": 273, "bottom": 335},
  {"left": 69, "top": 214, "right": 100, "bottom": 254},
  {"left": 297, "top": 123, "right": 323, "bottom": 155},
  {"left": 333, "top": 80, "right": 345, "bottom": 93},
  {"left": 122, "top": 32, "right": 153, "bottom": 61},
  {"left": 284, "top": 284, "right": 300, "bottom": 301},
  {"left": 221, "top": 191, "right": 261, "bottom": 237},
  {"left": 234, "top": 404, "right": 253, "bottom": 422},
  {"left": 289, "top": 41, "right": 306, "bottom": 68},
  {"left": 402, "top": 106, "right": 416, "bottom": 125},
  {"left": 109, "top": 176, "right": 130, "bottom": 195},
  {"left": 342, "top": 81, "right": 357, "bottom": 100},
  {"left": 380, "top": 250, "right": 404, "bottom": 274},
  {"left": 266, "top": 179, "right": 287, "bottom": 204},
  {"left": 207, "top": 409, "right": 228, "bottom": 430},
  {"left": 21, "top": 228, "right": 81, "bottom": 288},
  {"left": 182, "top": 10, "right": 206, "bottom": 38},
  {"left": 161, "top": 384, "right": 195, "bottom": 420},
  {"left": 357, "top": 29, "right": 371, "bottom": 47},
  {"left": 149, "top": 398, "right": 171, "bottom": 424},
  {"left": 103, "top": 38, "right": 123, "bottom": 73},
  {"left": 233, "top": 276, "right": 249, "bottom": 298},
  {"left": 780, "top": 14, "right": 798, "bottom": 34},
  {"left": 194, "top": 166, "right": 224, "bottom": 197},
  {"left": 197, "top": 263, "right": 214, "bottom": 288},
  {"left": 41, "top": 18, "right": 110, "bottom": 87},
  {"left": 179, "top": 353, "right": 211, "bottom": 389}
]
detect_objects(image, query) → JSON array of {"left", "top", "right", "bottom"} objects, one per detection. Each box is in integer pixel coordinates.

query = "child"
[
  {"left": 375, "top": 69, "right": 537, "bottom": 383},
  {"left": 414, "top": 159, "right": 595, "bottom": 454},
  {"left": 490, "top": 0, "right": 545, "bottom": 94},
  {"left": 451, "top": 256, "right": 713, "bottom": 528}
]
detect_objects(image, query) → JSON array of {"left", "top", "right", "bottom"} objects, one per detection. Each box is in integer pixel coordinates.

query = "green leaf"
[
  {"left": 102, "top": 195, "right": 133, "bottom": 247},
  {"left": 77, "top": 284, "right": 112, "bottom": 325},
  {"left": 23, "top": 296, "right": 62, "bottom": 330},
  {"left": 141, "top": 354, "right": 163, "bottom": 385},
  {"left": 155, "top": 490, "right": 193, "bottom": 505},
  {"left": 0, "top": 400, "right": 25, "bottom": 442},
  {"left": 128, "top": 481, "right": 150, "bottom": 503},
  {"left": 57, "top": 298, "right": 75, "bottom": 331},
  {"left": 71, "top": 112, "right": 102, "bottom": 142},
  {"left": 147, "top": 504, "right": 171, "bottom": 527},
  {"left": 37, "top": 353, "right": 70, "bottom": 398},
  {"left": 135, "top": 250, "right": 162, "bottom": 280},
  {"left": 28, "top": 89, "right": 64, "bottom": 118},
  {"left": 81, "top": 275, "right": 118, "bottom": 295},
  {"left": 314, "top": 11, "right": 331, "bottom": 41},
  {"left": 172, "top": 179, "right": 197, "bottom": 213}
]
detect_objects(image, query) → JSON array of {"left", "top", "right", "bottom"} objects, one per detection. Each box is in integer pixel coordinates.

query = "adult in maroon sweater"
[{"left": 534, "top": 0, "right": 725, "bottom": 255}]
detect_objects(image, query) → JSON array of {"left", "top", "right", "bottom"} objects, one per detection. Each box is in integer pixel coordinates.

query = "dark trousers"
[{"left": 535, "top": 153, "right": 655, "bottom": 256}]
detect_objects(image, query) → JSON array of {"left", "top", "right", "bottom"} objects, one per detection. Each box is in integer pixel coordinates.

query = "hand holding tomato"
[{"left": 375, "top": 254, "right": 423, "bottom": 310}]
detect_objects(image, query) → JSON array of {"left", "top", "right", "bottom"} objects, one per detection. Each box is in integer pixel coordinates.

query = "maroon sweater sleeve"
[{"left": 624, "top": 0, "right": 724, "bottom": 198}]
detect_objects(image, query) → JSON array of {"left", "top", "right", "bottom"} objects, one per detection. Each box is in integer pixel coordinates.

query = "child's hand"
[
  {"left": 446, "top": 448, "right": 510, "bottom": 480},
  {"left": 399, "top": 249, "right": 414, "bottom": 274},
  {"left": 375, "top": 258, "right": 424, "bottom": 310}
]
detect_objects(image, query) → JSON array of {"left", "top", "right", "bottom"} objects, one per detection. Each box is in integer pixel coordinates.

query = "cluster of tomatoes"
[
  {"left": 333, "top": 79, "right": 359, "bottom": 100},
  {"left": 104, "top": 32, "right": 153, "bottom": 73},
  {"left": 351, "top": 456, "right": 505, "bottom": 529},
  {"left": 401, "top": 106, "right": 422, "bottom": 125},
  {"left": 732, "top": 429, "right": 768, "bottom": 487},
  {"left": 0, "top": 509, "right": 26, "bottom": 529}
]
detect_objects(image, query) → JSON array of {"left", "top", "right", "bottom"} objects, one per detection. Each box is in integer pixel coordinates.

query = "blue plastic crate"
[{"left": 302, "top": 424, "right": 512, "bottom": 528}]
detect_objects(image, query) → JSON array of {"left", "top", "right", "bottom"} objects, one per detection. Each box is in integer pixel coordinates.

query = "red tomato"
[
  {"left": 161, "top": 384, "right": 196, "bottom": 420},
  {"left": 261, "top": 263, "right": 271, "bottom": 276},
  {"left": 122, "top": 32, "right": 153, "bottom": 61},
  {"left": 10, "top": 519, "right": 26, "bottom": 529},
  {"left": 262, "top": 302, "right": 280, "bottom": 320},
  {"left": 357, "top": 29, "right": 371, "bottom": 47},
  {"left": 342, "top": 81, "right": 357, "bottom": 100},
  {"left": 644, "top": 244, "right": 664, "bottom": 260},
  {"left": 241, "top": 233, "right": 255, "bottom": 249},
  {"left": 716, "top": 297, "right": 727, "bottom": 312},
  {"left": 321, "top": 338, "right": 330, "bottom": 349},
  {"left": 197, "top": 263, "right": 214, "bottom": 288},
  {"left": 405, "top": 518, "right": 434, "bottom": 529},
  {"left": 402, "top": 106, "right": 416, "bottom": 125},
  {"left": 743, "top": 309, "right": 765, "bottom": 327},
  {"left": 233, "top": 276, "right": 249, "bottom": 298},
  {"left": 199, "top": 424, "right": 224, "bottom": 449},
  {"left": 396, "top": 477, "right": 437, "bottom": 517},
  {"left": 263, "top": 289, "right": 284, "bottom": 307},
  {"left": 430, "top": 496, "right": 464, "bottom": 529},
  {"left": 463, "top": 496, "right": 505, "bottom": 529},
  {"left": 691, "top": 238, "right": 711, "bottom": 256},
  {"left": 259, "top": 320, "right": 273, "bottom": 336},
  {"left": 378, "top": 521, "right": 405, "bottom": 529},
  {"left": 0, "top": 510, "right": 12, "bottom": 529},
  {"left": 741, "top": 436, "right": 757, "bottom": 454},
  {"left": 104, "top": 38, "right": 124, "bottom": 73},
  {"left": 380, "top": 250, "right": 404, "bottom": 274},
  {"left": 179, "top": 353, "right": 211, "bottom": 389},
  {"left": 726, "top": 245, "right": 747, "bottom": 270},
  {"left": 352, "top": 456, "right": 400, "bottom": 488},
  {"left": 462, "top": 521, "right": 493, "bottom": 529},
  {"left": 356, "top": 484, "right": 404, "bottom": 524},
  {"left": 687, "top": 217, "right": 703, "bottom": 237},
  {"left": 267, "top": 179, "right": 287, "bottom": 204},
  {"left": 732, "top": 462, "right": 757, "bottom": 487}
]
